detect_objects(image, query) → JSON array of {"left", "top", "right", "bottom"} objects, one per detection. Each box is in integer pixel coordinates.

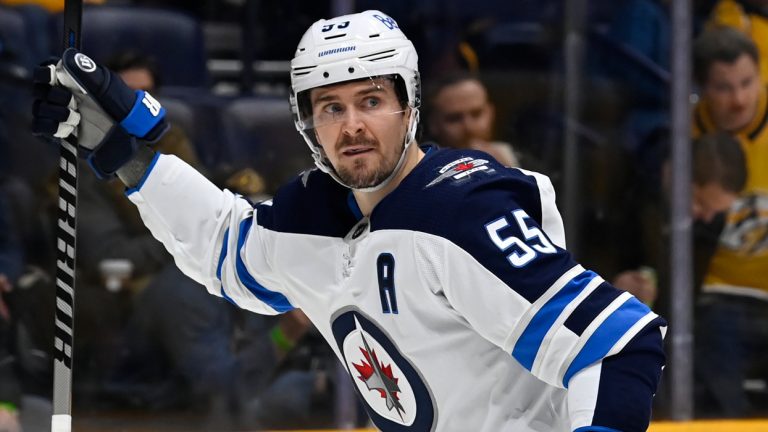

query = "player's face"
[
  {"left": 703, "top": 54, "right": 761, "bottom": 133},
  {"left": 310, "top": 78, "right": 409, "bottom": 189},
  {"left": 429, "top": 80, "right": 494, "bottom": 149},
  {"left": 692, "top": 181, "right": 738, "bottom": 223}
]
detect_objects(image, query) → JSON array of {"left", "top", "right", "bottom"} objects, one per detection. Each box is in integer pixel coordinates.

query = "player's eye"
[
  {"left": 322, "top": 103, "right": 344, "bottom": 116},
  {"left": 363, "top": 97, "right": 380, "bottom": 109}
]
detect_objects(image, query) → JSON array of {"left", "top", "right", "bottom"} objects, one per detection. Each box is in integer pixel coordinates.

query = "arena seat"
[
  {"left": 53, "top": 5, "right": 210, "bottom": 87},
  {"left": 156, "top": 89, "right": 229, "bottom": 170},
  {"left": 0, "top": 6, "right": 32, "bottom": 70},
  {"left": 221, "top": 97, "right": 313, "bottom": 193}
]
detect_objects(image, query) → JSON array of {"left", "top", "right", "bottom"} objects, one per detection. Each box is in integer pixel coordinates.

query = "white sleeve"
[
  {"left": 517, "top": 168, "right": 566, "bottom": 248},
  {"left": 126, "top": 153, "right": 291, "bottom": 315}
]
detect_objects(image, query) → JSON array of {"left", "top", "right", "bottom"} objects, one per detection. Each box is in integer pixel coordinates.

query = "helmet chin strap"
[{"left": 319, "top": 108, "right": 420, "bottom": 193}]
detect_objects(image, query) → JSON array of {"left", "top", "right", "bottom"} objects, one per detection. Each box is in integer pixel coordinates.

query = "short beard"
[
  {"left": 337, "top": 159, "right": 393, "bottom": 189},
  {"left": 334, "top": 135, "right": 403, "bottom": 189}
]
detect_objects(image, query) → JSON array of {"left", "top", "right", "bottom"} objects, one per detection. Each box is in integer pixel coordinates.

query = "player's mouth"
[{"left": 342, "top": 146, "right": 374, "bottom": 157}]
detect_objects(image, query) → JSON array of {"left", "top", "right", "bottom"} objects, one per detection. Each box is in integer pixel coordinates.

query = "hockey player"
[{"left": 32, "top": 10, "right": 665, "bottom": 432}]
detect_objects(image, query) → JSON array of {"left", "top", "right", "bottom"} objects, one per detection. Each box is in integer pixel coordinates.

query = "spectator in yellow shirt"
[
  {"left": 692, "top": 26, "right": 768, "bottom": 418},
  {"left": 709, "top": 0, "right": 768, "bottom": 82}
]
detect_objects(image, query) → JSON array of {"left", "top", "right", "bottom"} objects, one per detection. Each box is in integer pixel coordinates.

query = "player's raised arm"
[{"left": 32, "top": 49, "right": 291, "bottom": 316}]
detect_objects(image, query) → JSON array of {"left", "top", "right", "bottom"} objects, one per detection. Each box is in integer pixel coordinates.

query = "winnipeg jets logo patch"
[
  {"left": 426, "top": 156, "right": 495, "bottom": 187},
  {"left": 345, "top": 315, "right": 414, "bottom": 423},
  {"left": 331, "top": 308, "right": 436, "bottom": 431}
]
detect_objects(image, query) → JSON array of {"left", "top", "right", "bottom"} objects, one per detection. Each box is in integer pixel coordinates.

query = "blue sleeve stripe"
[
  {"left": 563, "top": 282, "right": 623, "bottom": 336},
  {"left": 235, "top": 218, "right": 294, "bottom": 313},
  {"left": 216, "top": 228, "right": 238, "bottom": 305},
  {"left": 563, "top": 296, "right": 651, "bottom": 387},
  {"left": 513, "top": 270, "right": 597, "bottom": 370},
  {"left": 573, "top": 427, "right": 622, "bottom": 432},
  {"left": 220, "top": 287, "right": 239, "bottom": 306},
  {"left": 120, "top": 90, "right": 166, "bottom": 138},
  {"left": 125, "top": 151, "right": 161, "bottom": 196},
  {"left": 216, "top": 229, "right": 230, "bottom": 282}
]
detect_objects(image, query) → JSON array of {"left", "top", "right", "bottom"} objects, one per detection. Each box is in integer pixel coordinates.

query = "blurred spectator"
[
  {"left": 692, "top": 27, "right": 768, "bottom": 417},
  {"left": 106, "top": 51, "right": 163, "bottom": 92},
  {"left": 689, "top": 132, "right": 747, "bottom": 223},
  {"left": 425, "top": 71, "right": 519, "bottom": 167},
  {"left": 709, "top": 0, "right": 768, "bottom": 82},
  {"left": 613, "top": 132, "right": 747, "bottom": 306}
]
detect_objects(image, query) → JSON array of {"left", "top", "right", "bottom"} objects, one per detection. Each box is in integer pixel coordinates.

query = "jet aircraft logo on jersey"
[
  {"left": 352, "top": 330, "right": 406, "bottom": 420},
  {"left": 341, "top": 314, "right": 418, "bottom": 425},
  {"left": 332, "top": 308, "right": 436, "bottom": 430},
  {"left": 426, "top": 156, "right": 495, "bottom": 187}
]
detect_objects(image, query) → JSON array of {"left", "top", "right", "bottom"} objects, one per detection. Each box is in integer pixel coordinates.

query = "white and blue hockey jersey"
[{"left": 127, "top": 145, "right": 666, "bottom": 432}]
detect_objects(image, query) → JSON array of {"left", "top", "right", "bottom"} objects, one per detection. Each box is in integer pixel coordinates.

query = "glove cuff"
[
  {"left": 85, "top": 125, "right": 145, "bottom": 179},
  {"left": 120, "top": 90, "right": 168, "bottom": 141}
]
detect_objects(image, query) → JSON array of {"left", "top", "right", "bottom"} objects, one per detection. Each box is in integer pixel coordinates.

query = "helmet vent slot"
[
  {"left": 292, "top": 65, "right": 316, "bottom": 77},
  {"left": 364, "top": 53, "right": 397, "bottom": 62},
  {"left": 369, "top": 34, "right": 380, "bottom": 38},
  {"left": 324, "top": 33, "right": 346, "bottom": 40},
  {"left": 359, "top": 49, "right": 396, "bottom": 60}
]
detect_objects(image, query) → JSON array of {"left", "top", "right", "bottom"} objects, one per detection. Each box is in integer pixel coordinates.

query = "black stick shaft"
[{"left": 52, "top": 1, "right": 82, "bottom": 431}]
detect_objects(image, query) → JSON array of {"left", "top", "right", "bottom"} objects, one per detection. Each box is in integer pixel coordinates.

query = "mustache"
[{"left": 336, "top": 134, "right": 378, "bottom": 151}]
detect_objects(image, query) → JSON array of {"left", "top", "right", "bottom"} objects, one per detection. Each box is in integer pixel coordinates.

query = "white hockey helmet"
[{"left": 289, "top": 10, "right": 421, "bottom": 191}]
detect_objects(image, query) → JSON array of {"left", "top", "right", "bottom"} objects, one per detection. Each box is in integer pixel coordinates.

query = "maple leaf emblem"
[
  {"left": 455, "top": 162, "right": 474, "bottom": 171},
  {"left": 351, "top": 324, "right": 406, "bottom": 420},
  {"left": 425, "top": 157, "right": 492, "bottom": 188}
]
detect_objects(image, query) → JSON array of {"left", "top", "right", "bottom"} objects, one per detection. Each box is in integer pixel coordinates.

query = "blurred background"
[{"left": 0, "top": 0, "right": 767, "bottom": 430}]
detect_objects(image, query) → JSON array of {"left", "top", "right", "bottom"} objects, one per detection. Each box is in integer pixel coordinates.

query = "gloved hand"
[{"left": 32, "top": 48, "right": 168, "bottom": 179}]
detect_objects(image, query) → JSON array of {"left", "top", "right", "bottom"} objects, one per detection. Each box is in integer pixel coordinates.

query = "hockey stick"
[{"left": 51, "top": 1, "right": 82, "bottom": 431}]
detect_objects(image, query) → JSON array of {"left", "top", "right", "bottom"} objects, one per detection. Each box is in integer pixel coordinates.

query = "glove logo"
[
  {"left": 74, "top": 53, "right": 97, "bottom": 73},
  {"left": 141, "top": 92, "right": 162, "bottom": 117}
]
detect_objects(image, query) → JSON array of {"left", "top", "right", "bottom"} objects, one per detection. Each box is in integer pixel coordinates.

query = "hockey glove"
[{"left": 32, "top": 48, "right": 168, "bottom": 179}]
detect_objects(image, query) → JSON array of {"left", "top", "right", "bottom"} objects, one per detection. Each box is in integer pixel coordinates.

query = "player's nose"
[{"left": 340, "top": 108, "right": 365, "bottom": 135}]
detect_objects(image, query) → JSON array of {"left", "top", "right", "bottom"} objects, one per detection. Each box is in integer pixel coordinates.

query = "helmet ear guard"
[{"left": 289, "top": 10, "right": 421, "bottom": 190}]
